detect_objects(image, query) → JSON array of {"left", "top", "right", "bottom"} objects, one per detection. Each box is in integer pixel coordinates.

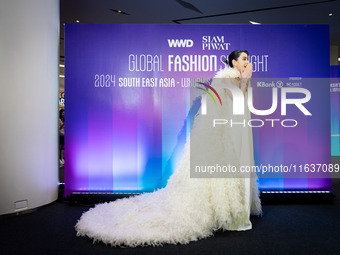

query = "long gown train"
[{"left": 75, "top": 67, "right": 262, "bottom": 247}]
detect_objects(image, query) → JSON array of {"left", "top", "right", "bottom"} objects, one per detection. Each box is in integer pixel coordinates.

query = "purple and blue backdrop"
[{"left": 64, "top": 24, "right": 331, "bottom": 196}]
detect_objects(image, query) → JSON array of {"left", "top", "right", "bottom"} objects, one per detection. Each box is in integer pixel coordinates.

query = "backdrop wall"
[{"left": 65, "top": 24, "right": 331, "bottom": 196}]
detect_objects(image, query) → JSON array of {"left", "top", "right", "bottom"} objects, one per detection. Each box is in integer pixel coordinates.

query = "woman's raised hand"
[{"left": 241, "top": 63, "right": 253, "bottom": 79}]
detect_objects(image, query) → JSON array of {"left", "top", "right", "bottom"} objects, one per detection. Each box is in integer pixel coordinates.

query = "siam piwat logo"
[{"left": 197, "top": 78, "right": 312, "bottom": 128}]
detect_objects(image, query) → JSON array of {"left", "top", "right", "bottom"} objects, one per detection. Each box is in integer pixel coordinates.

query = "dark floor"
[
  {"left": 3, "top": 158, "right": 340, "bottom": 255},
  {"left": 0, "top": 177, "right": 339, "bottom": 255}
]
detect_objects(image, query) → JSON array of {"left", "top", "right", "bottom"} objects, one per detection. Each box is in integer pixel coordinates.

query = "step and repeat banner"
[
  {"left": 331, "top": 65, "right": 340, "bottom": 156},
  {"left": 64, "top": 24, "right": 331, "bottom": 196}
]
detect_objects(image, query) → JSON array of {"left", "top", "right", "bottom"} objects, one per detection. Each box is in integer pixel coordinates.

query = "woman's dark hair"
[
  {"left": 59, "top": 109, "right": 64, "bottom": 120},
  {"left": 226, "top": 50, "right": 249, "bottom": 68}
]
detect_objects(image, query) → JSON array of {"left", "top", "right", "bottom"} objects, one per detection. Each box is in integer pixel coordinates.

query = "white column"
[{"left": 0, "top": 0, "right": 59, "bottom": 215}]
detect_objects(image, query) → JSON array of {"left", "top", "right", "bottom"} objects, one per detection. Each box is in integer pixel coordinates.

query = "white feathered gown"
[{"left": 75, "top": 67, "right": 262, "bottom": 247}]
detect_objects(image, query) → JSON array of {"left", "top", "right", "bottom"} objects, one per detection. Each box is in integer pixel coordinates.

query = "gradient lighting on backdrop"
[
  {"left": 64, "top": 24, "right": 331, "bottom": 196},
  {"left": 331, "top": 65, "right": 340, "bottom": 156}
]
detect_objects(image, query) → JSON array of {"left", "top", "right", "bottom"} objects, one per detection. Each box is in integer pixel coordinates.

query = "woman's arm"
[
  {"left": 222, "top": 75, "right": 234, "bottom": 100},
  {"left": 240, "top": 63, "right": 253, "bottom": 94}
]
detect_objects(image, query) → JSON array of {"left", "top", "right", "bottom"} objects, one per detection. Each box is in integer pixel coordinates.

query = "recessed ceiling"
[{"left": 59, "top": 0, "right": 340, "bottom": 66}]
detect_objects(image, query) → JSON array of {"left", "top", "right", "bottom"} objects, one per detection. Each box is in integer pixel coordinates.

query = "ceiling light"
[
  {"left": 59, "top": 75, "right": 65, "bottom": 78},
  {"left": 329, "top": 13, "right": 333, "bottom": 16},
  {"left": 76, "top": 20, "right": 80, "bottom": 23},
  {"left": 338, "top": 58, "right": 340, "bottom": 62},
  {"left": 249, "top": 21, "right": 261, "bottom": 25},
  {"left": 59, "top": 64, "right": 65, "bottom": 68},
  {"left": 110, "top": 9, "right": 129, "bottom": 15}
]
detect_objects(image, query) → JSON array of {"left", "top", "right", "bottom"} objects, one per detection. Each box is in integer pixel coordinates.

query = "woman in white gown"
[{"left": 75, "top": 50, "right": 262, "bottom": 247}]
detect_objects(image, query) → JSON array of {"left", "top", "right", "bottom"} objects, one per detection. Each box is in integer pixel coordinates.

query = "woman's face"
[{"left": 232, "top": 52, "right": 249, "bottom": 72}]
